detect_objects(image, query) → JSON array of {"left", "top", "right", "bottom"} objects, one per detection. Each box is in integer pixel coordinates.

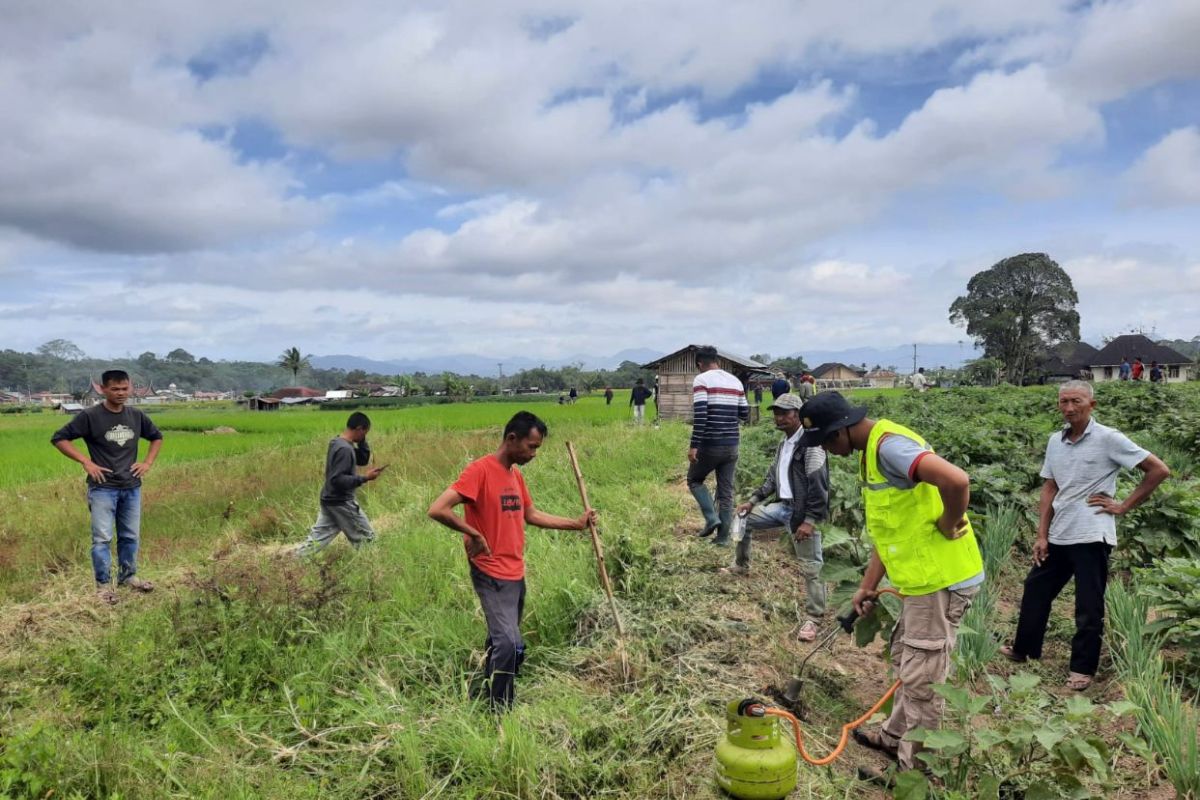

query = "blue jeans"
[
  {"left": 87, "top": 486, "right": 142, "bottom": 585},
  {"left": 736, "top": 501, "right": 826, "bottom": 617}
]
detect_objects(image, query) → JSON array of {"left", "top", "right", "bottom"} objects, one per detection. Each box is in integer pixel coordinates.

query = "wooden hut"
[
  {"left": 811, "top": 362, "right": 866, "bottom": 389},
  {"left": 641, "top": 345, "right": 771, "bottom": 422}
]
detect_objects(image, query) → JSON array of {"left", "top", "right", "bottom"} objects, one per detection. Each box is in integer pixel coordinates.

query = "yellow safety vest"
[{"left": 860, "top": 420, "right": 983, "bottom": 596}]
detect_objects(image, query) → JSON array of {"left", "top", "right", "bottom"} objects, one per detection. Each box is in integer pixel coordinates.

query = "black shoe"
[
  {"left": 711, "top": 536, "right": 730, "bottom": 547},
  {"left": 697, "top": 520, "right": 720, "bottom": 538},
  {"left": 856, "top": 765, "right": 896, "bottom": 789}
]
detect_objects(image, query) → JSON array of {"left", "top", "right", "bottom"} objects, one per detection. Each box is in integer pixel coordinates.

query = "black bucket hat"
[{"left": 797, "top": 391, "right": 868, "bottom": 446}]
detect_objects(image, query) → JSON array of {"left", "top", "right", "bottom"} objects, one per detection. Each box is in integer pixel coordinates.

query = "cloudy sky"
[{"left": 2, "top": 0, "right": 1199, "bottom": 364}]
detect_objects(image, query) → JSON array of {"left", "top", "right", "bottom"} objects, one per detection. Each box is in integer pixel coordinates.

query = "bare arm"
[
  {"left": 427, "top": 488, "right": 490, "bottom": 557},
  {"left": 131, "top": 438, "right": 163, "bottom": 479},
  {"left": 852, "top": 550, "right": 888, "bottom": 615},
  {"left": 1088, "top": 454, "right": 1170, "bottom": 516},
  {"left": 525, "top": 506, "right": 595, "bottom": 531},
  {"left": 913, "top": 453, "right": 971, "bottom": 539},
  {"left": 53, "top": 439, "right": 111, "bottom": 483},
  {"left": 1033, "top": 479, "right": 1058, "bottom": 565}
]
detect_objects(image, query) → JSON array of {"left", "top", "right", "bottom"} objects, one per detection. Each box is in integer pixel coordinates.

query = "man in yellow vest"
[{"left": 797, "top": 391, "right": 984, "bottom": 778}]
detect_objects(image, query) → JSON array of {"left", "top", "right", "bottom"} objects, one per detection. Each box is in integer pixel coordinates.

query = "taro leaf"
[
  {"left": 1024, "top": 781, "right": 1058, "bottom": 800},
  {"left": 920, "top": 728, "right": 967, "bottom": 750},
  {"left": 820, "top": 525, "right": 853, "bottom": 551},
  {"left": 1107, "top": 700, "right": 1138, "bottom": 717},
  {"left": 892, "top": 770, "right": 929, "bottom": 800},
  {"left": 1034, "top": 725, "right": 1066, "bottom": 753},
  {"left": 854, "top": 604, "right": 885, "bottom": 647},
  {"left": 1008, "top": 672, "right": 1041, "bottom": 692},
  {"left": 977, "top": 774, "right": 1001, "bottom": 800},
  {"left": 932, "top": 682, "right": 971, "bottom": 711},
  {"left": 974, "top": 728, "right": 1006, "bottom": 751},
  {"left": 1071, "top": 737, "right": 1109, "bottom": 776},
  {"left": 1057, "top": 740, "right": 1085, "bottom": 771},
  {"left": 1064, "top": 693, "right": 1094, "bottom": 720}
]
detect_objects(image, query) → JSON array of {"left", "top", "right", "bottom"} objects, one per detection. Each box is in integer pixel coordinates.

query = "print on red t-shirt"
[{"left": 451, "top": 454, "right": 534, "bottom": 580}]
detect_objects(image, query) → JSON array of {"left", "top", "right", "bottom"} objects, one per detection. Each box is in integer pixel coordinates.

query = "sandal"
[
  {"left": 851, "top": 728, "right": 898, "bottom": 761},
  {"left": 797, "top": 620, "right": 818, "bottom": 642},
  {"left": 95, "top": 586, "right": 119, "bottom": 606},
  {"left": 717, "top": 565, "right": 749, "bottom": 577},
  {"left": 121, "top": 576, "right": 155, "bottom": 593},
  {"left": 999, "top": 645, "right": 1028, "bottom": 663},
  {"left": 1066, "top": 672, "right": 1093, "bottom": 691}
]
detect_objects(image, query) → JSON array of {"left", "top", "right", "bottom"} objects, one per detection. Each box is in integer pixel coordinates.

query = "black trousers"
[
  {"left": 470, "top": 565, "right": 527, "bottom": 709},
  {"left": 1012, "top": 541, "right": 1112, "bottom": 675}
]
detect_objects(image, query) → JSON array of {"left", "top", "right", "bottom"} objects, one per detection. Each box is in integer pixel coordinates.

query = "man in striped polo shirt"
[{"left": 688, "top": 346, "right": 750, "bottom": 546}]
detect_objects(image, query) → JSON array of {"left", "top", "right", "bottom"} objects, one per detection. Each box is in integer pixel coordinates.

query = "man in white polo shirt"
[{"left": 1002, "top": 380, "right": 1169, "bottom": 690}]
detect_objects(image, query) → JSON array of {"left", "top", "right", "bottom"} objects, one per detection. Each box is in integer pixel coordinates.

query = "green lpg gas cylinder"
[{"left": 714, "top": 699, "right": 798, "bottom": 799}]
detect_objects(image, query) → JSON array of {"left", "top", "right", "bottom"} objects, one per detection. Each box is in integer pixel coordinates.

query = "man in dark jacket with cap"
[
  {"left": 797, "top": 391, "right": 984, "bottom": 778},
  {"left": 728, "top": 393, "right": 829, "bottom": 641}
]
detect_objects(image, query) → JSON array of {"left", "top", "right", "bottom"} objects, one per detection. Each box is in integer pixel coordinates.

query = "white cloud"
[{"left": 1125, "top": 127, "right": 1200, "bottom": 207}]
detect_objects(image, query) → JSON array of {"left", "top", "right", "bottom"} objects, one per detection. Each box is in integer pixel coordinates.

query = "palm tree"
[{"left": 277, "top": 347, "right": 311, "bottom": 386}]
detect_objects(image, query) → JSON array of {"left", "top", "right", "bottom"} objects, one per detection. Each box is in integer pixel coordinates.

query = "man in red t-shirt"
[{"left": 428, "top": 411, "right": 595, "bottom": 708}]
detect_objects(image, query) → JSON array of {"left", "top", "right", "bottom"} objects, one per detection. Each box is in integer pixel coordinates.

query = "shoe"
[
  {"left": 851, "top": 728, "right": 899, "bottom": 761},
  {"left": 718, "top": 565, "right": 749, "bottom": 576},
  {"left": 856, "top": 764, "right": 896, "bottom": 788},
  {"left": 711, "top": 536, "right": 730, "bottom": 547},
  {"left": 999, "top": 644, "right": 1028, "bottom": 663},
  {"left": 1066, "top": 672, "right": 1093, "bottom": 691},
  {"left": 797, "top": 620, "right": 818, "bottom": 642},
  {"left": 689, "top": 485, "right": 719, "bottom": 538},
  {"left": 96, "top": 586, "right": 119, "bottom": 606},
  {"left": 120, "top": 576, "right": 155, "bottom": 593}
]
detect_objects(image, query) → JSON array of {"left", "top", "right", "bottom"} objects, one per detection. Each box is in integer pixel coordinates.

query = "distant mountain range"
[
  {"left": 310, "top": 348, "right": 663, "bottom": 376},
  {"left": 312, "top": 342, "right": 982, "bottom": 376}
]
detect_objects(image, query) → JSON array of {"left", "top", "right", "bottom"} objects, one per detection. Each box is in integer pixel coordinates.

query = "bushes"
[{"left": 1107, "top": 580, "right": 1200, "bottom": 799}]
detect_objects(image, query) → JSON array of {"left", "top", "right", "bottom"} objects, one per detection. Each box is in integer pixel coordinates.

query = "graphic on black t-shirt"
[{"left": 500, "top": 494, "right": 522, "bottom": 512}]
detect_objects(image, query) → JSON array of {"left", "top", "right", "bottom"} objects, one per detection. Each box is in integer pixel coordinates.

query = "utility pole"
[
  {"left": 497, "top": 362, "right": 504, "bottom": 393},
  {"left": 912, "top": 344, "right": 918, "bottom": 375}
]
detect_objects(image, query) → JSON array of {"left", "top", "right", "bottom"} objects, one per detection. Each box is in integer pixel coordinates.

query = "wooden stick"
[{"left": 566, "top": 441, "right": 626, "bottom": 641}]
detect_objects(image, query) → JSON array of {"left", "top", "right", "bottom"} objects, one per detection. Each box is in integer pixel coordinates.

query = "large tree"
[
  {"left": 949, "top": 253, "right": 1080, "bottom": 386},
  {"left": 276, "top": 347, "right": 311, "bottom": 386}
]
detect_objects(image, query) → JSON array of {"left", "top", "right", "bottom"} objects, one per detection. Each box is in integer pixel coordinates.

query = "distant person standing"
[
  {"left": 910, "top": 367, "right": 929, "bottom": 392},
  {"left": 689, "top": 346, "right": 750, "bottom": 545},
  {"left": 1002, "top": 381, "right": 1169, "bottom": 690},
  {"left": 427, "top": 412, "right": 595, "bottom": 709},
  {"left": 568, "top": 387, "right": 578, "bottom": 404},
  {"left": 51, "top": 369, "right": 163, "bottom": 605},
  {"left": 604, "top": 387, "right": 614, "bottom": 405},
  {"left": 629, "top": 378, "right": 653, "bottom": 424},
  {"left": 1131, "top": 357, "right": 1144, "bottom": 381},
  {"left": 796, "top": 373, "right": 815, "bottom": 400},
  {"left": 1118, "top": 357, "right": 1131, "bottom": 381},
  {"left": 295, "top": 412, "right": 386, "bottom": 555},
  {"left": 771, "top": 375, "right": 790, "bottom": 400},
  {"left": 1149, "top": 361, "right": 1163, "bottom": 383},
  {"left": 753, "top": 383, "right": 763, "bottom": 406}
]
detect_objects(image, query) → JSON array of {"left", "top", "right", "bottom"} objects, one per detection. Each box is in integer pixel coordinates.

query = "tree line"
[{"left": 0, "top": 343, "right": 659, "bottom": 399}]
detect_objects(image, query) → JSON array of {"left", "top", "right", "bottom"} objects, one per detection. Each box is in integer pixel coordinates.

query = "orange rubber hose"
[
  {"left": 764, "top": 679, "right": 900, "bottom": 765},
  {"left": 761, "top": 586, "right": 905, "bottom": 766}
]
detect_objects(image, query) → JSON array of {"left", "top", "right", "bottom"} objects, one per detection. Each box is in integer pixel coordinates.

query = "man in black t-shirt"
[
  {"left": 629, "top": 378, "right": 653, "bottom": 424},
  {"left": 51, "top": 370, "right": 163, "bottom": 605}
]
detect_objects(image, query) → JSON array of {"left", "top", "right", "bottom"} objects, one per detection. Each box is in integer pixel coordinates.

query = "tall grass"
[
  {"left": 954, "top": 503, "right": 1023, "bottom": 681},
  {"left": 1107, "top": 580, "right": 1200, "bottom": 799}
]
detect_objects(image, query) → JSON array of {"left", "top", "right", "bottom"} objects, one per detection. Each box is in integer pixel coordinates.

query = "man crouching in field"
[
  {"left": 428, "top": 411, "right": 596, "bottom": 710},
  {"left": 295, "top": 412, "right": 386, "bottom": 555},
  {"left": 51, "top": 369, "right": 163, "bottom": 605}
]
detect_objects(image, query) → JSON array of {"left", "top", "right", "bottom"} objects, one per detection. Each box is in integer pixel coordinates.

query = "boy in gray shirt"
[
  {"left": 296, "top": 412, "right": 386, "bottom": 555},
  {"left": 1003, "top": 381, "right": 1169, "bottom": 690}
]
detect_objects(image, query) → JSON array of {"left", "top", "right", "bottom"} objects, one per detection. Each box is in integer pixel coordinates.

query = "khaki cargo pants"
[{"left": 878, "top": 585, "right": 979, "bottom": 771}]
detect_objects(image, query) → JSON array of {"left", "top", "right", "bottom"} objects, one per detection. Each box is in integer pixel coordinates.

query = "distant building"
[
  {"left": 267, "top": 387, "right": 326, "bottom": 400},
  {"left": 1091, "top": 335, "right": 1193, "bottom": 383},
  {"left": 810, "top": 362, "right": 867, "bottom": 389},
  {"left": 1036, "top": 341, "right": 1101, "bottom": 383},
  {"left": 640, "top": 345, "right": 771, "bottom": 422},
  {"left": 862, "top": 369, "right": 898, "bottom": 388}
]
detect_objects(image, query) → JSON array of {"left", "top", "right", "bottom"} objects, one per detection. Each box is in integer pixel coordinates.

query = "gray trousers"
[
  {"left": 686, "top": 445, "right": 739, "bottom": 511},
  {"left": 297, "top": 499, "right": 376, "bottom": 555},
  {"left": 736, "top": 501, "right": 826, "bottom": 618},
  {"left": 471, "top": 565, "right": 526, "bottom": 709}
]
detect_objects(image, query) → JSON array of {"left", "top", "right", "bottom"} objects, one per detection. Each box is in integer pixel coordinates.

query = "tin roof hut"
[{"left": 641, "top": 345, "right": 771, "bottom": 422}]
